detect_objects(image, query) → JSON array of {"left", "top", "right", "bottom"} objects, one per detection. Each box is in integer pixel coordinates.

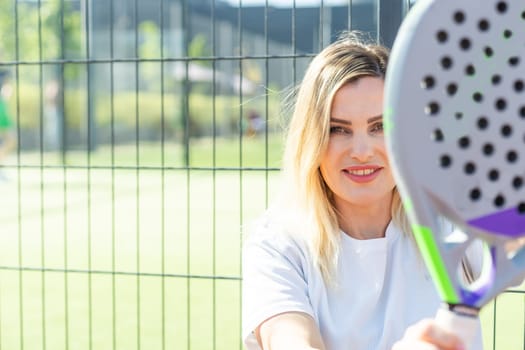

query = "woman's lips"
[{"left": 343, "top": 166, "right": 382, "bottom": 183}]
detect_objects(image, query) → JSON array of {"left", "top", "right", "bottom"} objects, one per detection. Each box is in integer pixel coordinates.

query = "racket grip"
[{"left": 435, "top": 305, "right": 480, "bottom": 350}]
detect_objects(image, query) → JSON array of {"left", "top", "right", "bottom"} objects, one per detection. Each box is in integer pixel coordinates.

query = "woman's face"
[{"left": 319, "top": 76, "right": 395, "bottom": 211}]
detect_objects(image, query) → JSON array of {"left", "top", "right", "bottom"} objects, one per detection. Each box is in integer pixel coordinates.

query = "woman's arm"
[{"left": 256, "top": 311, "right": 326, "bottom": 350}]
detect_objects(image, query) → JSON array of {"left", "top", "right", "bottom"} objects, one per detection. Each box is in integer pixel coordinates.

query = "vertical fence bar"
[
  {"left": 14, "top": 0, "right": 24, "bottom": 348},
  {"left": 58, "top": 0, "right": 70, "bottom": 346},
  {"left": 182, "top": 1, "right": 190, "bottom": 168},
  {"left": 109, "top": 0, "right": 117, "bottom": 349},
  {"left": 160, "top": 1, "right": 167, "bottom": 349},
  {"left": 211, "top": 0, "right": 218, "bottom": 349},
  {"left": 37, "top": 0, "right": 46, "bottom": 348},
  {"left": 237, "top": 1, "right": 244, "bottom": 349},
  {"left": 319, "top": 0, "right": 324, "bottom": 49},
  {"left": 133, "top": 0, "right": 142, "bottom": 348},
  {"left": 493, "top": 298, "right": 498, "bottom": 349},
  {"left": 181, "top": 1, "right": 191, "bottom": 348},
  {"left": 348, "top": 0, "right": 352, "bottom": 32},
  {"left": 84, "top": 0, "right": 94, "bottom": 348},
  {"left": 264, "top": 0, "right": 269, "bottom": 208},
  {"left": 292, "top": 0, "right": 297, "bottom": 92},
  {"left": 59, "top": 0, "right": 67, "bottom": 163}
]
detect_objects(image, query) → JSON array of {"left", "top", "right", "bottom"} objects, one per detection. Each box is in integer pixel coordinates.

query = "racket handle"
[{"left": 435, "top": 305, "right": 480, "bottom": 350}]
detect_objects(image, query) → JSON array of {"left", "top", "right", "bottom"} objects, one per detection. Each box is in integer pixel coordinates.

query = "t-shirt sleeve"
[{"left": 242, "top": 229, "right": 314, "bottom": 349}]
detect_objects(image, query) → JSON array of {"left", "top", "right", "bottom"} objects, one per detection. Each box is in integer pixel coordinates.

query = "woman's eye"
[
  {"left": 329, "top": 126, "right": 350, "bottom": 135},
  {"left": 370, "top": 122, "right": 384, "bottom": 133}
]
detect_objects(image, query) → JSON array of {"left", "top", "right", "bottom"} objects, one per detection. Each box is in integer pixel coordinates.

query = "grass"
[
  {"left": 0, "top": 135, "right": 524, "bottom": 349},
  {"left": 1, "top": 135, "right": 282, "bottom": 350}
]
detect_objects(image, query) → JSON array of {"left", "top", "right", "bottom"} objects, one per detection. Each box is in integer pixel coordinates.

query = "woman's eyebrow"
[
  {"left": 330, "top": 115, "right": 383, "bottom": 125},
  {"left": 367, "top": 115, "right": 383, "bottom": 124},
  {"left": 330, "top": 117, "right": 351, "bottom": 125}
]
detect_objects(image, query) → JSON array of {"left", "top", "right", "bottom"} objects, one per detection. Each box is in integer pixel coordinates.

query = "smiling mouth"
[
  {"left": 346, "top": 168, "right": 378, "bottom": 176},
  {"left": 343, "top": 167, "right": 382, "bottom": 183}
]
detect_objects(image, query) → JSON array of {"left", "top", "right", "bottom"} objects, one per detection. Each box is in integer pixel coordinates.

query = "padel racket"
[{"left": 384, "top": 0, "right": 525, "bottom": 347}]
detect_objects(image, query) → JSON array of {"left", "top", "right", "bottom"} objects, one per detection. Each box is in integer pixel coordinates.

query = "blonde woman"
[{"left": 242, "top": 32, "right": 481, "bottom": 350}]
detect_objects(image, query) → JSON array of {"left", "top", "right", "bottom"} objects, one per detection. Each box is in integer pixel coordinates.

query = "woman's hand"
[{"left": 392, "top": 319, "right": 465, "bottom": 350}]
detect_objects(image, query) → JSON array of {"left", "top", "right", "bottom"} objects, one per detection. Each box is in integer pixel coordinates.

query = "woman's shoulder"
[{"left": 243, "top": 207, "right": 310, "bottom": 260}]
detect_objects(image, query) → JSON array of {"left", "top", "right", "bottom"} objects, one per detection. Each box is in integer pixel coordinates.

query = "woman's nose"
[{"left": 350, "top": 134, "right": 373, "bottom": 162}]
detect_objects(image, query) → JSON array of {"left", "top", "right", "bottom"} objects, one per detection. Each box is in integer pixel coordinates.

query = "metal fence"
[{"left": 0, "top": 0, "right": 523, "bottom": 349}]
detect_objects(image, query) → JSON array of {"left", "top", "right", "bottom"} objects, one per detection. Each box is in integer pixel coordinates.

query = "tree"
[
  {"left": 188, "top": 33, "right": 211, "bottom": 66},
  {"left": 0, "top": 0, "right": 83, "bottom": 156},
  {"left": 138, "top": 20, "right": 162, "bottom": 91},
  {"left": 0, "top": 0, "right": 82, "bottom": 80}
]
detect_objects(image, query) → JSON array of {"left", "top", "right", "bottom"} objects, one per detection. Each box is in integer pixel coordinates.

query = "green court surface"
[{"left": 0, "top": 139, "right": 523, "bottom": 349}]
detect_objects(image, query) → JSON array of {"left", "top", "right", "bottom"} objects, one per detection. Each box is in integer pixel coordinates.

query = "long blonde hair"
[{"left": 279, "top": 32, "right": 410, "bottom": 284}]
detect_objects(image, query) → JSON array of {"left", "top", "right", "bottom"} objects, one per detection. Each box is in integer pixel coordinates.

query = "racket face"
[{"left": 385, "top": 0, "right": 525, "bottom": 239}]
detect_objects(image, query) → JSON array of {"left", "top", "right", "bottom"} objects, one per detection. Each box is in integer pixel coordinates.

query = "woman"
[{"left": 242, "top": 32, "right": 481, "bottom": 350}]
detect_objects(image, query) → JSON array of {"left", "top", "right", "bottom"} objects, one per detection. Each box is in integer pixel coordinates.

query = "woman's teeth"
[{"left": 348, "top": 169, "right": 376, "bottom": 176}]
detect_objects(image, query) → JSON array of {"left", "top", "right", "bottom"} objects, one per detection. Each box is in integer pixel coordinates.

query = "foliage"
[
  {"left": 0, "top": 1, "right": 282, "bottom": 147},
  {"left": 0, "top": 0, "right": 82, "bottom": 81},
  {"left": 138, "top": 21, "right": 162, "bottom": 91},
  {"left": 7, "top": 82, "right": 85, "bottom": 129},
  {"left": 138, "top": 21, "right": 161, "bottom": 59},
  {"left": 9, "top": 82, "right": 282, "bottom": 140},
  {"left": 188, "top": 34, "right": 212, "bottom": 66}
]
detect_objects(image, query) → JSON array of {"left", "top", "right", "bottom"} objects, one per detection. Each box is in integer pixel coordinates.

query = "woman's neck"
[{"left": 336, "top": 199, "right": 392, "bottom": 240}]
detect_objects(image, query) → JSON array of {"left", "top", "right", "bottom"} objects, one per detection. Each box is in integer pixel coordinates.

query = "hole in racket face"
[
  {"left": 421, "top": 75, "right": 436, "bottom": 89},
  {"left": 496, "top": 1, "right": 508, "bottom": 14},
  {"left": 441, "top": 57, "right": 453, "bottom": 70},
  {"left": 464, "top": 162, "right": 476, "bottom": 175},
  {"left": 477, "top": 117, "right": 489, "bottom": 130},
  {"left": 506, "top": 150, "right": 518, "bottom": 163},
  {"left": 447, "top": 83, "right": 458, "bottom": 96},
  {"left": 465, "top": 64, "right": 476, "bottom": 76},
  {"left": 513, "top": 176, "right": 523, "bottom": 189},
  {"left": 473, "top": 92, "right": 483, "bottom": 103},
  {"left": 514, "top": 80, "right": 524, "bottom": 92},
  {"left": 492, "top": 74, "right": 502, "bottom": 85},
  {"left": 478, "top": 19, "right": 490, "bottom": 31},
  {"left": 453, "top": 11, "right": 466, "bottom": 24},
  {"left": 459, "top": 37, "right": 472, "bottom": 51},
  {"left": 436, "top": 30, "right": 449, "bottom": 43},
  {"left": 508, "top": 56, "right": 520, "bottom": 66},
  {"left": 495, "top": 98, "right": 507, "bottom": 111}
]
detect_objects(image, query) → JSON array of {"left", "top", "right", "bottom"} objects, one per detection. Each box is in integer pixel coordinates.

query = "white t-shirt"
[{"left": 242, "top": 215, "right": 483, "bottom": 350}]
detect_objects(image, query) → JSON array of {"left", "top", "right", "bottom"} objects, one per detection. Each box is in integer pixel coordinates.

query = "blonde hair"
[{"left": 279, "top": 32, "right": 410, "bottom": 284}]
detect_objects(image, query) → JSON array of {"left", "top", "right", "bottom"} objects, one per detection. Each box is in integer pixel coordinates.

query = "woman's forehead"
[{"left": 330, "top": 77, "right": 384, "bottom": 121}]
